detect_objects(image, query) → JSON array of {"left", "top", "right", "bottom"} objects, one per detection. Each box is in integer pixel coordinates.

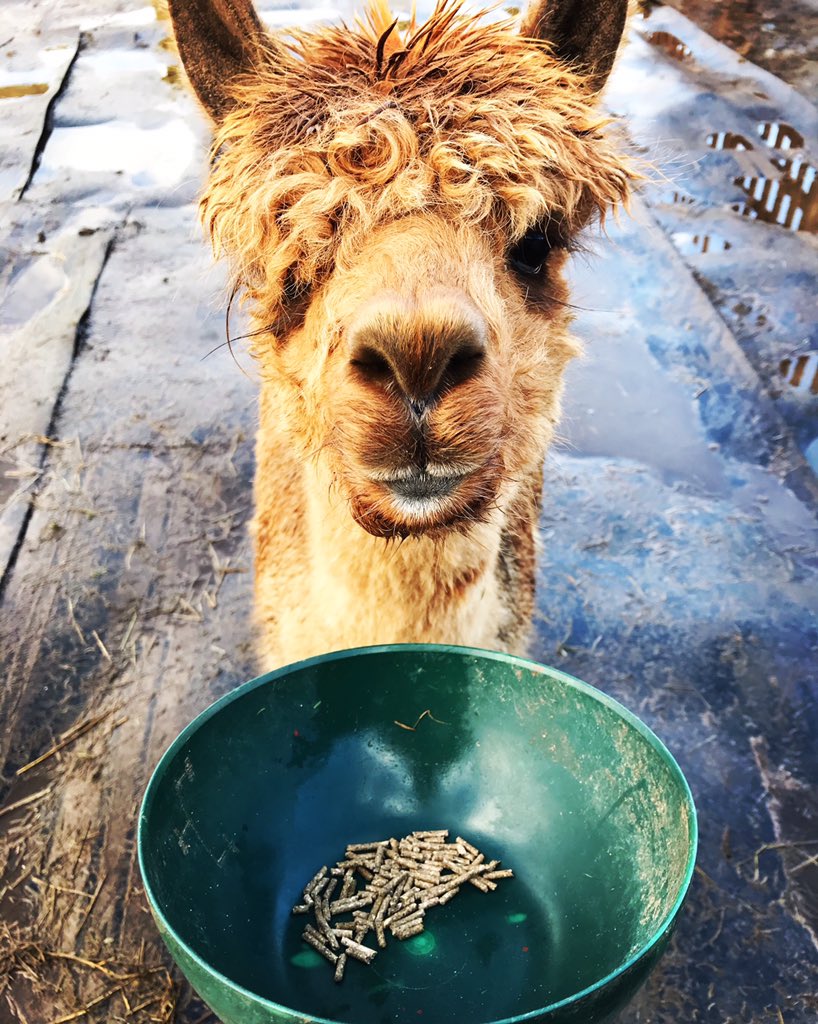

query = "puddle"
[
  {"left": 757, "top": 122, "right": 804, "bottom": 150},
  {"left": 667, "top": 0, "right": 818, "bottom": 97},
  {"left": 79, "top": 5, "right": 157, "bottom": 30},
  {"left": 0, "top": 55, "right": 72, "bottom": 98},
  {"left": 806, "top": 438, "right": 818, "bottom": 475},
  {"left": 0, "top": 83, "right": 48, "bottom": 99},
  {"left": 706, "top": 131, "right": 753, "bottom": 151},
  {"left": 560, "top": 327, "right": 728, "bottom": 496},
  {"left": 732, "top": 157, "right": 818, "bottom": 232},
  {"left": 0, "top": 45, "right": 76, "bottom": 94},
  {"left": 779, "top": 353, "right": 818, "bottom": 396},
  {"left": 671, "top": 232, "right": 732, "bottom": 254},
  {"left": 645, "top": 31, "right": 693, "bottom": 60}
]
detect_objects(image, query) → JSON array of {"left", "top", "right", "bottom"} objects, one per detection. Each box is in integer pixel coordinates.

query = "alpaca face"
[
  {"left": 272, "top": 212, "right": 576, "bottom": 538},
  {"left": 320, "top": 216, "right": 512, "bottom": 539},
  {"left": 173, "top": 0, "right": 635, "bottom": 538}
]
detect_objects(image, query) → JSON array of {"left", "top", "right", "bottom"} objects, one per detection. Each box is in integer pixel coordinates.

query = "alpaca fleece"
[{"left": 173, "top": 0, "right": 637, "bottom": 668}]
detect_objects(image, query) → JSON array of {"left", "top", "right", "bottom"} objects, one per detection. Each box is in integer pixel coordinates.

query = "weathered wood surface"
[
  {"left": 0, "top": 205, "right": 257, "bottom": 1023},
  {"left": 0, "top": 201, "right": 116, "bottom": 579},
  {"left": 552, "top": 204, "right": 818, "bottom": 1022},
  {"left": 0, "top": 2, "right": 816, "bottom": 1023},
  {"left": 0, "top": 2, "right": 79, "bottom": 203}
]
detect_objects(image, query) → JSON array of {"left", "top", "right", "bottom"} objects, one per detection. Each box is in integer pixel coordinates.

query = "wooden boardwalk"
[{"left": 1, "top": 2, "right": 816, "bottom": 1022}]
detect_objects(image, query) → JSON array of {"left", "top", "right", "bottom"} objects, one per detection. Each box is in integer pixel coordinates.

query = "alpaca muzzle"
[
  {"left": 347, "top": 292, "right": 488, "bottom": 411},
  {"left": 335, "top": 293, "right": 504, "bottom": 537}
]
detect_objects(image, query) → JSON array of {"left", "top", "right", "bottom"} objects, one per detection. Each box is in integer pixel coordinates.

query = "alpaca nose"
[{"left": 348, "top": 301, "right": 487, "bottom": 412}]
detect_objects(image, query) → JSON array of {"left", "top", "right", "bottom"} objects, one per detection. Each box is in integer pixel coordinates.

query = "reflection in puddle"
[
  {"left": 706, "top": 131, "right": 753, "bottom": 151},
  {"left": 671, "top": 231, "right": 732, "bottom": 254},
  {"left": 780, "top": 353, "right": 818, "bottom": 396},
  {"left": 646, "top": 30, "right": 693, "bottom": 60},
  {"left": 733, "top": 157, "right": 818, "bottom": 232},
  {"left": 757, "top": 121, "right": 804, "bottom": 150},
  {"left": 0, "top": 83, "right": 48, "bottom": 99},
  {"left": 655, "top": 190, "right": 696, "bottom": 206}
]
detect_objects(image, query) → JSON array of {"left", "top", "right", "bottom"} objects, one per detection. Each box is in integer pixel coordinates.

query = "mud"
[{"left": 664, "top": 0, "right": 818, "bottom": 98}]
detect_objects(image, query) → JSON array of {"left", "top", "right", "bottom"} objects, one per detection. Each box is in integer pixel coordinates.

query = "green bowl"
[{"left": 138, "top": 645, "right": 696, "bottom": 1024}]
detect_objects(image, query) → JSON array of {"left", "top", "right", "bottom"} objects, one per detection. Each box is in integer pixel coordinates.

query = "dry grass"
[
  {"left": 0, "top": 924, "right": 178, "bottom": 1024},
  {"left": 0, "top": 705, "right": 191, "bottom": 1024}
]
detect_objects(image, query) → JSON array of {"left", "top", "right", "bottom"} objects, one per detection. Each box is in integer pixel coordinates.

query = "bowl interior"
[{"left": 139, "top": 647, "right": 695, "bottom": 1024}]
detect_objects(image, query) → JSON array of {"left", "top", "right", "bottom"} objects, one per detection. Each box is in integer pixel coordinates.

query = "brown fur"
[{"left": 170, "top": 0, "right": 637, "bottom": 668}]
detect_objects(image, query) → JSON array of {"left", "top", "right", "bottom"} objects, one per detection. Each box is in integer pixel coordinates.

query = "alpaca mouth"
[
  {"left": 385, "top": 472, "right": 465, "bottom": 501},
  {"left": 379, "top": 469, "right": 475, "bottom": 526},
  {"left": 372, "top": 462, "right": 480, "bottom": 509},
  {"left": 370, "top": 462, "right": 477, "bottom": 486},
  {"left": 352, "top": 461, "right": 497, "bottom": 538}
]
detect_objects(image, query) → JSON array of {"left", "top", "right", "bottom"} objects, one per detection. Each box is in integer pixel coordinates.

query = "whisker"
[
  {"left": 201, "top": 295, "right": 276, "bottom": 365},
  {"left": 541, "top": 289, "right": 613, "bottom": 313}
]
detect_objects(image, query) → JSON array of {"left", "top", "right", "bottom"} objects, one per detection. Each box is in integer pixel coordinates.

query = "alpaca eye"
[{"left": 508, "top": 230, "right": 552, "bottom": 277}]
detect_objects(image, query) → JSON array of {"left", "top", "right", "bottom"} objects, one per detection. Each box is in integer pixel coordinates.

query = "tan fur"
[{"left": 185, "top": 0, "right": 637, "bottom": 669}]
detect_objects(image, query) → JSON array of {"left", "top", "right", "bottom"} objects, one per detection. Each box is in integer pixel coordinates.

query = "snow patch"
[
  {"left": 80, "top": 48, "right": 167, "bottom": 78},
  {"left": 260, "top": 6, "right": 344, "bottom": 27},
  {"left": 78, "top": 5, "right": 158, "bottom": 30},
  {"left": 0, "top": 45, "right": 76, "bottom": 89},
  {"left": 36, "top": 119, "right": 198, "bottom": 189}
]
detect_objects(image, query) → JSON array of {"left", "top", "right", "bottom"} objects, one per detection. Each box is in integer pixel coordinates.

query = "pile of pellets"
[{"left": 292, "top": 829, "right": 513, "bottom": 982}]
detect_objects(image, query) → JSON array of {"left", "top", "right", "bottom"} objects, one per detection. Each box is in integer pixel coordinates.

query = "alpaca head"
[{"left": 170, "top": 0, "right": 635, "bottom": 538}]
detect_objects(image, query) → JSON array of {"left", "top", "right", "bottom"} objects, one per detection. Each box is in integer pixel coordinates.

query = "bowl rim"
[{"left": 138, "top": 642, "right": 698, "bottom": 1024}]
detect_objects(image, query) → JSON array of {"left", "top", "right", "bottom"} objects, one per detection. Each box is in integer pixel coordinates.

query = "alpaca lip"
[{"left": 384, "top": 472, "right": 465, "bottom": 500}]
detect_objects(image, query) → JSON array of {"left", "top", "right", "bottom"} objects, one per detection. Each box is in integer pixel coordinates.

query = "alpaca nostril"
[
  {"left": 352, "top": 338, "right": 484, "bottom": 403},
  {"left": 348, "top": 298, "right": 487, "bottom": 403},
  {"left": 350, "top": 344, "right": 393, "bottom": 384},
  {"left": 443, "top": 342, "right": 485, "bottom": 389}
]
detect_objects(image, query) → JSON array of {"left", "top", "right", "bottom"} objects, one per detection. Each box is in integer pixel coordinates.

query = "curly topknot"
[{"left": 200, "top": 0, "right": 636, "bottom": 307}]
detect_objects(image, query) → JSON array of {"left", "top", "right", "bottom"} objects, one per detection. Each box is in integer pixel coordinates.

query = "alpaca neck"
[{"left": 301, "top": 458, "right": 508, "bottom": 649}]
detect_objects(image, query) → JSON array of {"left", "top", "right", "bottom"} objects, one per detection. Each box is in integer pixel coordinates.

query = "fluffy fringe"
[{"left": 201, "top": 0, "right": 637, "bottom": 308}]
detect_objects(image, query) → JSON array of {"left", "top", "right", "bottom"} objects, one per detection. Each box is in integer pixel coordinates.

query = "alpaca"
[{"left": 168, "top": 0, "right": 635, "bottom": 669}]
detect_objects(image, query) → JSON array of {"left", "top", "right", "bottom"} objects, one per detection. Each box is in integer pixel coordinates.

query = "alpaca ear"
[
  {"left": 168, "top": 0, "right": 270, "bottom": 122},
  {"left": 520, "top": 0, "right": 629, "bottom": 92}
]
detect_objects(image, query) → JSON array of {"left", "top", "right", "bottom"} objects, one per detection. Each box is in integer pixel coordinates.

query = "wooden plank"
[
  {"left": 0, "top": 206, "right": 255, "bottom": 1024},
  {"left": 0, "top": 201, "right": 116, "bottom": 583},
  {"left": 0, "top": 9, "right": 79, "bottom": 202}
]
